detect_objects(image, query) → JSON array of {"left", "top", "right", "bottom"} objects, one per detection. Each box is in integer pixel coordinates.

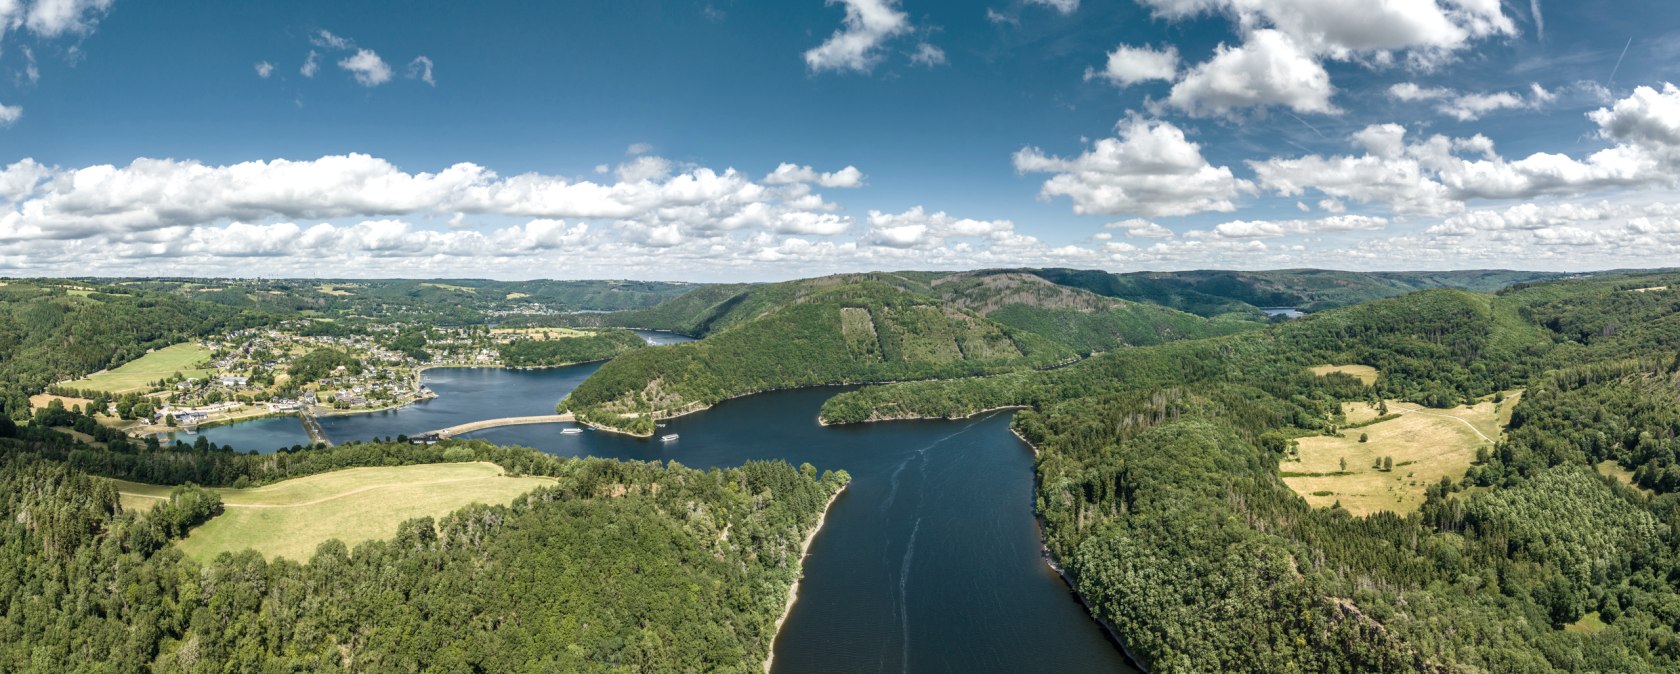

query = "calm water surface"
[{"left": 186, "top": 329, "right": 1137, "bottom": 673}]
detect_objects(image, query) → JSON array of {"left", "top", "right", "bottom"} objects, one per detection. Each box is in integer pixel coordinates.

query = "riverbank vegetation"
[
  {"left": 0, "top": 427, "right": 847, "bottom": 672},
  {"left": 822, "top": 272, "right": 1680, "bottom": 671},
  {"left": 497, "top": 327, "right": 647, "bottom": 366}
]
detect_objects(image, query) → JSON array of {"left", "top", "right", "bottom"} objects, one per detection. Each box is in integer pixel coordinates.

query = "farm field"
[
  {"left": 114, "top": 462, "right": 554, "bottom": 562},
  {"left": 1281, "top": 391, "right": 1521, "bottom": 516},
  {"left": 28, "top": 393, "right": 93, "bottom": 412},
  {"left": 62, "top": 342, "right": 214, "bottom": 393},
  {"left": 491, "top": 326, "right": 589, "bottom": 340}
]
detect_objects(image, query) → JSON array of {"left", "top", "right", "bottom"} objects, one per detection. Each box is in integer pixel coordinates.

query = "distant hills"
[{"left": 1024, "top": 268, "right": 1568, "bottom": 318}]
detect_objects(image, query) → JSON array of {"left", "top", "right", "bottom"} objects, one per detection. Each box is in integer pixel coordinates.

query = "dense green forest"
[
  {"left": 497, "top": 328, "right": 648, "bottom": 366},
  {"left": 0, "top": 427, "right": 846, "bottom": 672},
  {"left": 821, "top": 272, "right": 1680, "bottom": 672}
]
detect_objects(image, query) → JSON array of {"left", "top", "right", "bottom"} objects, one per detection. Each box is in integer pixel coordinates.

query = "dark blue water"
[
  {"left": 179, "top": 330, "right": 1136, "bottom": 672},
  {"left": 162, "top": 415, "right": 314, "bottom": 451},
  {"left": 474, "top": 387, "right": 1135, "bottom": 673}
]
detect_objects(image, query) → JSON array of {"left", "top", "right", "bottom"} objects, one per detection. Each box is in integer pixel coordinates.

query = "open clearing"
[
  {"left": 63, "top": 342, "right": 214, "bottom": 393},
  {"left": 1282, "top": 391, "right": 1521, "bottom": 516},
  {"left": 1310, "top": 364, "right": 1379, "bottom": 386},
  {"left": 492, "top": 326, "right": 589, "bottom": 340},
  {"left": 29, "top": 393, "right": 93, "bottom": 412},
  {"left": 114, "top": 462, "right": 553, "bottom": 562}
]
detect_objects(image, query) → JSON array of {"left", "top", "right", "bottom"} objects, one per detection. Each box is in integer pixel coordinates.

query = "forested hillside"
[
  {"left": 1028, "top": 267, "right": 1566, "bottom": 317},
  {"left": 105, "top": 278, "right": 698, "bottom": 321},
  {"left": 559, "top": 277, "right": 1078, "bottom": 434},
  {"left": 557, "top": 272, "right": 1248, "bottom": 434},
  {"left": 823, "top": 272, "right": 1680, "bottom": 672},
  {"left": 496, "top": 328, "right": 648, "bottom": 366},
  {"left": 0, "top": 280, "right": 260, "bottom": 420},
  {"left": 0, "top": 431, "right": 846, "bottom": 672}
]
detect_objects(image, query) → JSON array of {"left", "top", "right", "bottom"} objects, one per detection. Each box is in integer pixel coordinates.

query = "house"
[{"left": 220, "top": 376, "right": 249, "bottom": 388}]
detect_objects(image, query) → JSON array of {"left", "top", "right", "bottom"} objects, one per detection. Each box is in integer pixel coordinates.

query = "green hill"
[
  {"left": 558, "top": 276, "right": 1074, "bottom": 434},
  {"left": 559, "top": 271, "right": 1252, "bottom": 434}
]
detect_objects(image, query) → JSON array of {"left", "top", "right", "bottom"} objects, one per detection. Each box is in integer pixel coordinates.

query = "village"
[{"left": 43, "top": 320, "right": 559, "bottom": 436}]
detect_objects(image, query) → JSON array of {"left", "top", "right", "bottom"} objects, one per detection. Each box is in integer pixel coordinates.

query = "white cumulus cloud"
[
  {"left": 804, "top": 0, "right": 912, "bottom": 73},
  {"left": 1087, "top": 44, "right": 1178, "bottom": 87},
  {"left": 338, "top": 49, "right": 392, "bottom": 87},
  {"left": 1167, "top": 30, "right": 1336, "bottom": 117},
  {"left": 1014, "top": 117, "right": 1254, "bottom": 217}
]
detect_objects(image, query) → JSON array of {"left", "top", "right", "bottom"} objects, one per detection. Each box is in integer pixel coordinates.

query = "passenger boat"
[
  {"left": 561, "top": 428, "right": 583, "bottom": 435},
  {"left": 660, "top": 434, "right": 679, "bottom": 442}
]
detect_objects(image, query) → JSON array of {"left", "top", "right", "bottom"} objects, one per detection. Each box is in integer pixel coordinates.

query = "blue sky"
[{"left": 2, "top": 0, "right": 1679, "bottom": 280}]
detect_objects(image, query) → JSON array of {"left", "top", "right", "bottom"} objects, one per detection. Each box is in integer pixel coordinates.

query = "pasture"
[
  {"left": 1281, "top": 391, "right": 1520, "bottom": 516},
  {"left": 62, "top": 342, "right": 214, "bottom": 393},
  {"left": 491, "top": 326, "right": 589, "bottom": 340},
  {"left": 114, "top": 462, "right": 553, "bottom": 562}
]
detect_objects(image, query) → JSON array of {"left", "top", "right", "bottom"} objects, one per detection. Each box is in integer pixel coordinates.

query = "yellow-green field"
[
  {"left": 1597, "top": 460, "right": 1652, "bottom": 495},
  {"left": 1282, "top": 391, "right": 1521, "bottom": 516},
  {"left": 1310, "top": 364, "right": 1380, "bottom": 385},
  {"left": 28, "top": 393, "right": 93, "bottom": 412},
  {"left": 491, "top": 327, "right": 588, "bottom": 340},
  {"left": 113, "top": 462, "right": 553, "bottom": 562},
  {"left": 63, "top": 343, "right": 214, "bottom": 393}
]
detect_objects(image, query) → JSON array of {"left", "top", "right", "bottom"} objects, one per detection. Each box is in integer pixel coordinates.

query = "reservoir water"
[{"left": 179, "top": 328, "right": 1137, "bottom": 673}]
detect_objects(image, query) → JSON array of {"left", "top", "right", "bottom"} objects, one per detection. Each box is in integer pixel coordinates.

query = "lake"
[{"left": 170, "top": 328, "right": 1138, "bottom": 673}]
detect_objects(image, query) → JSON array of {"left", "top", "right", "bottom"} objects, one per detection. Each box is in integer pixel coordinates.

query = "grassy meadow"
[
  {"left": 490, "top": 326, "right": 590, "bottom": 340},
  {"left": 1281, "top": 391, "right": 1520, "bottom": 516},
  {"left": 62, "top": 342, "right": 214, "bottom": 393},
  {"left": 1309, "top": 363, "right": 1380, "bottom": 385},
  {"left": 114, "top": 462, "right": 554, "bottom": 562}
]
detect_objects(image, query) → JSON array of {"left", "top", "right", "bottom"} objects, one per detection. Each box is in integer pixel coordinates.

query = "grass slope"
[
  {"left": 1282, "top": 392, "right": 1519, "bottom": 515},
  {"left": 118, "top": 462, "right": 554, "bottom": 561},
  {"left": 62, "top": 342, "right": 213, "bottom": 393}
]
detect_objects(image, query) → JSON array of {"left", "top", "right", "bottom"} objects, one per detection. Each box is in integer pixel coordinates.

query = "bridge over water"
[{"left": 423, "top": 413, "right": 577, "bottom": 439}]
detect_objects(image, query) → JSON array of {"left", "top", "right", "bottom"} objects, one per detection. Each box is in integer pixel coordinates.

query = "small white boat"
[
  {"left": 660, "top": 434, "right": 679, "bottom": 442},
  {"left": 561, "top": 428, "right": 583, "bottom": 435}
]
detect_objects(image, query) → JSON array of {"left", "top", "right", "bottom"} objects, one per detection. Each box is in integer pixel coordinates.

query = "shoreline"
[
  {"left": 1008, "top": 426, "right": 1152, "bottom": 674},
  {"left": 762, "top": 482, "right": 848, "bottom": 674},
  {"left": 818, "top": 404, "right": 1029, "bottom": 427}
]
